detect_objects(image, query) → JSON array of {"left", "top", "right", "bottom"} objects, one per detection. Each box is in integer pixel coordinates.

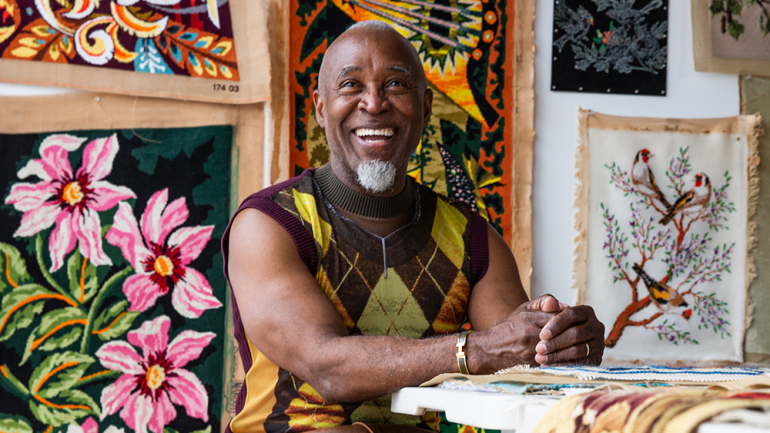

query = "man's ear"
[
  {"left": 422, "top": 88, "right": 433, "bottom": 127},
  {"left": 313, "top": 89, "right": 326, "bottom": 128}
]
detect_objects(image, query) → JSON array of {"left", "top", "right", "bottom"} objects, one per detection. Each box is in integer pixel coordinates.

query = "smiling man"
[{"left": 222, "top": 21, "right": 605, "bottom": 433}]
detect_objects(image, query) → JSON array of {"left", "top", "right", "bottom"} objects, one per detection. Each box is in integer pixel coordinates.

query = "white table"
[{"left": 390, "top": 387, "right": 770, "bottom": 433}]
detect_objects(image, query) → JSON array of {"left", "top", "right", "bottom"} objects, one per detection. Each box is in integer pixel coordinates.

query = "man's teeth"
[{"left": 355, "top": 128, "right": 394, "bottom": 138}]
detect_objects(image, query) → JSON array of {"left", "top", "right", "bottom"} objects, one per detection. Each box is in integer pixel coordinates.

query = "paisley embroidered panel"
[
  {"left": 0, "top": 0, "right": 271, "bottom": 103},
  {"left": 573, "top": 110, "right": 760, "bottom": 364}
]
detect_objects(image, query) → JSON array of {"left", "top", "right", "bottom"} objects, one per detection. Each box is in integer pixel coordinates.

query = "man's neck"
[
  {"left": 330, "top": 160, "right": 408, "bottom": 199},
  {"left": 315, "top": 163, "right": 416, "bottom": 237}
]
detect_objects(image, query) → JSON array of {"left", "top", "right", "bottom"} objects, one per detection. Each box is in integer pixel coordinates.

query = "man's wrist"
[{"left": 455, "top": 330, "right": 473, "bottom": 374}]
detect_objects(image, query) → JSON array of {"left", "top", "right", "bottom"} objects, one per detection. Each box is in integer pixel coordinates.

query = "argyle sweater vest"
[{"left": 221, "top": 169, "right": 489, "bottom": 433}]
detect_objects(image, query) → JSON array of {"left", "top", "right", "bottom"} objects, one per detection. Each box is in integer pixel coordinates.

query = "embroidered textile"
[
  {"left": 287, "top": 0, "right": 535, "bottom": 289},
  {"left": 0, "top": 126, "right": 233, "bottom": 433},
  {"left": 533, "top": 389, "right": 770, "bottom": 433},
  {"left": 573, "top": 110, "right": 761, "bottom": 363},
  {"left": 221, "top": 169, "right": 486, "bottom": 433},
  {"left": 0, "top": 1, "right": 271, "bottom": 103},
  {"left": 551, "top": 0, "right": 668, "bottom": 96},
  {"left": 540, "top": 366, "right": 769, "bottom": 382},
  {"left": 438, "top": 379, "right": 600, "bottom": 395},
  {"left": 692, "top": 0, "right": 770, "bottom": 75}
]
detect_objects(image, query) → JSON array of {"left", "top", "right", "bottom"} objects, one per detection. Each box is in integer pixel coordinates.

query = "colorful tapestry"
[
  {"left": 0, "top": 125, "right": 233, "bottom": 433},
  {"left": 540, "top": 366, "right": 768, "bottom": 382},
  {"left": 692, "top": 0, "right": 770, "bottom": 75},
  {"left": 0, "top": 1, "right": 271, "bottom": 103},
  {"left": 742, "top": 76, "right": 770, "bottom": 361},
  {"left": 573, "top": 110, "right": 761, "bottom": 363},
  {"left": 287, "top": 0, "right": 536, "bottom": 287},
  {"left": 551, "top": 0, "right": 668, "bottom": 96},
  {"left": 532, "top": 389, "right": 770, "bottom": 433}
]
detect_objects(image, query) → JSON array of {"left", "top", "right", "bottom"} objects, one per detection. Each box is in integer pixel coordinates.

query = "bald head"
[{"left": 317, "top": 21, "right": 427, "bottom": 93}]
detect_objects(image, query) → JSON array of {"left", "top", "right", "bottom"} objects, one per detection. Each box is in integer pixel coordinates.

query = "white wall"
[
  {"left": 0, "top": 0, "right": 742, "bottom": 306},
  {"left": 530, "top": 0, "right": 740, "bottom": 303}
]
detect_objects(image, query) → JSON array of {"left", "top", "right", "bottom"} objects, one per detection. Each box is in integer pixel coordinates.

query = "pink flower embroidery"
[
  {"left": 96, "top": 316, "right": 214, "bottom": 433},
  {"left": 106, "top": 189, "right": 221, "bottom": 318},
  {"left": 58, "top": 417, "right": 124, "bottom": 433},
  {"left": 5, "top": 134, "right": 135, "bottom": 271}
]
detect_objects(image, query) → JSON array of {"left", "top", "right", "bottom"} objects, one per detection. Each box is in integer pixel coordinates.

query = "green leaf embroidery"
[
  {"left": 67, "top": 250, "right": 99, "bottom": 304},
  {"left": 0, "top": 243, "right": 31, "bottom": 295},
  {"left": 0, "top": 365, "right": 30, "bottom": 400},
  {"left": 0, "top": 414, "right": 33, "bottom": 433},
  {"left": 28, "top": 351, "right": 94, "bottom": 399},
  {"left": 29, "top": 389, "right": 99, "bottom": 426},
  {"left": 21, "top": 308, "right": 87, "bottom": 365},
  {"left": 0, "top": 284, "right": 70, "bottom": 342},
  {"left": 92, "top": 300, "right": 139, "bottom": 341},
  {"left": 728, "top": 20, "right": 745, "bottom": 40}
]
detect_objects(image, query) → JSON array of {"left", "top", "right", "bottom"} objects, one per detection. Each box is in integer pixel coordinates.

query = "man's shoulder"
[{"left": 238, "top": 169, "right": 316, "bottom": 209}]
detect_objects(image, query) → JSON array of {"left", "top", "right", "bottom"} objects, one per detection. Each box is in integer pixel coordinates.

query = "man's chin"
[{"left": 356, "top": 160, "right": 397, "bottom": 194}]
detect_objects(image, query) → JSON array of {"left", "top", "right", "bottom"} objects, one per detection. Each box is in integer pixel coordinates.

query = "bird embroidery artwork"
[
  {"left": 597, "top": 143, "right": 738, "bottom": 350},
  {"left": 660, "top": 173, "right": 712, "bottom": 225},
  {"left": 632, "top": 263, "right": 689, "bottom": 310},
  {"left": 632, "top": 149, "right": 672, "bottom": 208}
]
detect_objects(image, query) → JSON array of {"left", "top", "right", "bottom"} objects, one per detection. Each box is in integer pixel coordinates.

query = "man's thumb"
[{"left": 526, "top": 295, "right": 562, "bottom": 313}]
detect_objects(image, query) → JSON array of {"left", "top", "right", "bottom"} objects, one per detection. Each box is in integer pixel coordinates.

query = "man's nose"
[{"left": 357, "top": 86, "right": 390, "bottom": 114}]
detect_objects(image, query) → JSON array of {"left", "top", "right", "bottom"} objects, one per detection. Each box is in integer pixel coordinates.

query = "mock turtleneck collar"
[{"left": 314, "top": 163, "right": 415, "bottom": 219}]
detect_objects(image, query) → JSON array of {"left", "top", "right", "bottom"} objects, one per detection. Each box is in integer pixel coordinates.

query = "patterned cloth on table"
[{"left": 533, "top": 389, "right": 770, "bottom": 433}]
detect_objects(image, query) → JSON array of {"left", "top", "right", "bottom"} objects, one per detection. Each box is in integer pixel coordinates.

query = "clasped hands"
[{"left": 469, "top": 295, "right": 605, "bottom": 373}]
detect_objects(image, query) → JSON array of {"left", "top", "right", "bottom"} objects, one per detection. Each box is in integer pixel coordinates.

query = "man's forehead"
[{"left": 334, "top": 64, "right": 413, "bottom": 79}]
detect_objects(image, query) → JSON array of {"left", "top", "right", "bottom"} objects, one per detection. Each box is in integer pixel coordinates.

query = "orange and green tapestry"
[
  {"left": 289, "top": 0, "right": 514, "bottom": 237},
  {"left": 0, "top": 0, "right": 238, "bottom": 79}
]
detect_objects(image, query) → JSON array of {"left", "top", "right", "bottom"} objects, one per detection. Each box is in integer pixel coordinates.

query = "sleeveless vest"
[{"left": 221, "top": 169, "right": 489, "bottom": 433}]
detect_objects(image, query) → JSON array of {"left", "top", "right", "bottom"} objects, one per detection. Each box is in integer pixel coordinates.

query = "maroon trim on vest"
[
  {"left": 220, "top": 169, "right": 317, "bottom": 425},
  {"left": 469, "top": 211, "right": 489, "bottom": 285}
]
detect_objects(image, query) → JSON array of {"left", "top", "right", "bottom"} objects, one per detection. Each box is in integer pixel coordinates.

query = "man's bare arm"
[
  {"left": 466, "top": 223, "right": 605, "bottom": 370},
  {"left": 227, "top": 209, "right": 559, "bottom": 403}
]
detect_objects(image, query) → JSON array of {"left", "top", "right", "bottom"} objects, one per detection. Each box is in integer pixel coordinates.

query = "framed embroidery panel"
[
  {"left": 573, "top": 109, "right": 760, "bottom": 364},
  {"left": 692, "top": 0, "right": 770, "bottom": 75},
  {"left": 551, "top": 0, "right": 669, "bottom": 96},
  {"left": 0, "top": 93, "right": 265, "bottom": 433},
  {"left": 285, "top": 0, "right": 536, "bottom": 290},
  {"left": 0, "top": 0, "right": 271, "bottom": 103}
]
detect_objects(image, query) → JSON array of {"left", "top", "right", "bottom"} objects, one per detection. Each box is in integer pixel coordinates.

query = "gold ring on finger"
[{"left": 585, "top": 342, "right": 590, "bottom": 358}]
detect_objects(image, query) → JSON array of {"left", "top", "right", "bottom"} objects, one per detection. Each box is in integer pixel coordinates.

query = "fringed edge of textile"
[
  {"left": 743, "top": 114, "right": 762, "bottom": 339},
  {"left": 494, "top": 364, "right": 540, "bottom": 375},
  {"left": 572, "top": 108, "right": 591, "bottom": 305}
]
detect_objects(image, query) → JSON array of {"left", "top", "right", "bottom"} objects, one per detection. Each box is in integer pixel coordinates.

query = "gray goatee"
[{"left": 356, "top": 160, "right": 396, "bottom": 194}]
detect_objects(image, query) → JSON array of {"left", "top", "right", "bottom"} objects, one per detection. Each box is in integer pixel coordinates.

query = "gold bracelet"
[{"left": 456, "top": 330, "right": 473, "bottom": 374}]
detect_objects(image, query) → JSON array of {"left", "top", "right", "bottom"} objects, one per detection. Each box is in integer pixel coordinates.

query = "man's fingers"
[
  {"left": 535, "top": 339, "right": 597, "bottom": 365},
  {"left": 535, "top": 326, "right": 585, "bottom": 354},
  {"left": 531, "top": 310, "right": 562, "bottom": 328},
  {"left": 526, "top": 294, "right": 561, "bottom": 313},
  {"left": 539, "top": 306, "right": 590, "bottom": 340}
]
